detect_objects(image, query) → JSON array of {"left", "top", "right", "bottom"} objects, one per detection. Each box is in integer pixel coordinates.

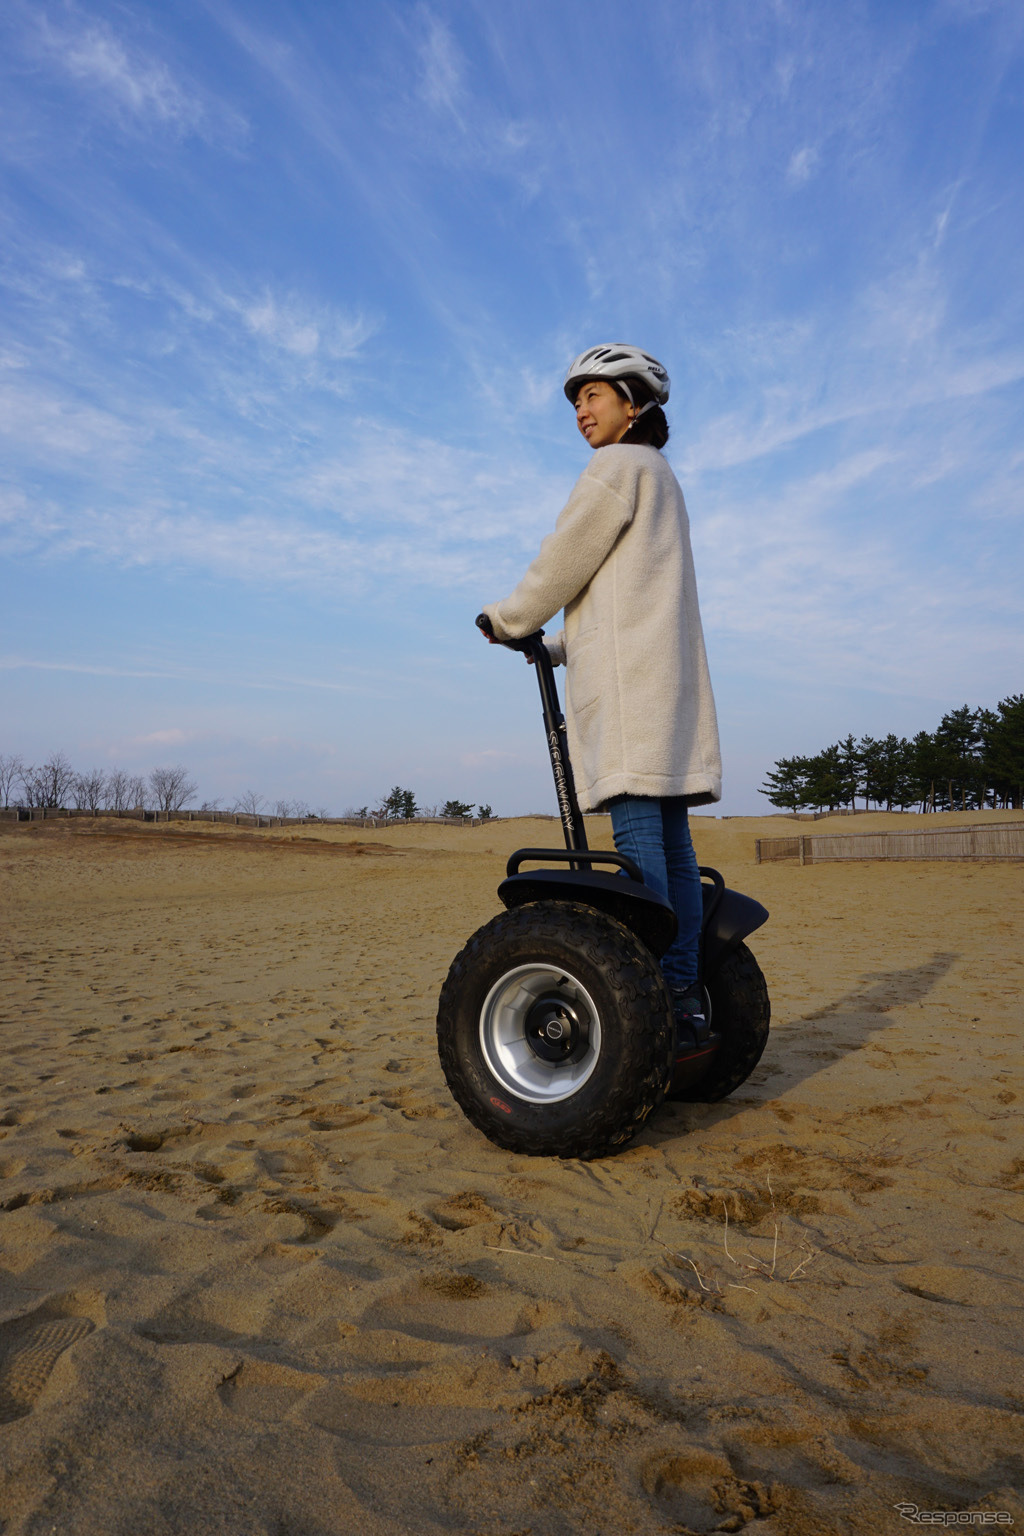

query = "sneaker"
[{"left": 669, "top": 987, "right": 708, "bottom": 1054}]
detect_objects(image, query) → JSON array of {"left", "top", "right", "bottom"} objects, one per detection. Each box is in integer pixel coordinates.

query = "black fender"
[
  {"left": 700, "top": 866, "right": 768, "bottom": 977},
  {"left": 497, "top": 853, "right": 768, "bottom": 971},
  {"left": 498, "top": 866, "right": 677, "bottom": 957}
]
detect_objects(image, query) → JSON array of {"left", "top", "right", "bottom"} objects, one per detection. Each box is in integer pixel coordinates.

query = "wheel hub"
[
  {"left": 477, "top": 963, "right": 603, "bottom": 1104},
  {"left": 524, "top": 993, "right": 589, "bottom": 1063}
]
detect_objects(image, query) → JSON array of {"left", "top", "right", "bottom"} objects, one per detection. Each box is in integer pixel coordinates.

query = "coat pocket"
[{"left": 566, "top": 627, "right": 601, "bottom": 718}]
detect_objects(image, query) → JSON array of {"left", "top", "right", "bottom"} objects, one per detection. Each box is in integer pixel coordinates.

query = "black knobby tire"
[
  {"left": 671, "top": 941, "right": 770, "bottom": 1102},
  {"left": 436, "top": 902, "right": 673, "bottom": 1159}
]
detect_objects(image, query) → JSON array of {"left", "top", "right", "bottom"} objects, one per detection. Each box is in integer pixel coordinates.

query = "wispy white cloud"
[
  {"left": 967, "top": 449, "right": 1024, "bottom": 520},
  {"left": 0, "top": 232, "right": 381, "bottom": 483},
  {"left": 691, "top": 436, "right": 1022, "bottom": 702},
  {"left": 676, "top": 249, "right": 1024, "bottom": 478},
  {"left": 24, "top": 3, "right": 247, "bottom": 146},
  {"left": 0, "top": 420, "right": 568, "bottom": 591},
  {"left": 207, "top": 0, "right": 543, "bottom": 377},
  {"left": 134, "top": 728, "right": 189, "bottom": 747},
  {"left": 2, "top": 461, "right": 565, "bottom": 593},
  {"left": 786, "top": 144, "right": 819, "bottom": 184},
  {"left": 300, "top": 424, "right": 565, "bottom": 546},
  {"left": 229, "top": 289, "right": 378, "bottom": 362},
  {"left": 416, "top": 7, "right": 465, "bottom": 119},
  {"left": 0, "top": 377, "right": 137, "bottom": 458},
  {"left": 0, "top": 655, "right": 388, "bottom": 696}
]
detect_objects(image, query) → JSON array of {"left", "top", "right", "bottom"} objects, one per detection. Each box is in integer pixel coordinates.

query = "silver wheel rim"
[{"left": 479, "top": 963, "right": 602, "bottom": 1105}]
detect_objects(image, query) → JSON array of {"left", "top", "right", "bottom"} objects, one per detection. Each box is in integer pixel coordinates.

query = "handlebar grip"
[{"left": 475, "top": 613, "right": 545, "bottom": 655}]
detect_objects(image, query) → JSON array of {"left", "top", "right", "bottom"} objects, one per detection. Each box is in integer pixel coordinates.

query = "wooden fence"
[
  {"left": 0, "top": 808, "right": 486, "bottom": 829},
  {"left": 755, "top": 822, "right": 1024, "bottom": 865}
]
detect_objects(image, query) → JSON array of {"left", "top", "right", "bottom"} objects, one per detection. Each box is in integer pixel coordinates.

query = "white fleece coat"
[{"left": 483, "top": 444, "right": 721, "bottom": 812}]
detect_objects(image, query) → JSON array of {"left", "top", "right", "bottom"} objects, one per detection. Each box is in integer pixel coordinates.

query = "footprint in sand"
[
  {"left": 0, "top": 1300, "right": 97, "bottom": 1424},
  {"left": 641, "top": 1449, "right": 776, "bottom": 1533}
]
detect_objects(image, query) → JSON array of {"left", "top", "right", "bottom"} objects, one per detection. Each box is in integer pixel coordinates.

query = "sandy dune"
[{"left": 1, "top": 811, "right": 1022, "bottom": 1535}]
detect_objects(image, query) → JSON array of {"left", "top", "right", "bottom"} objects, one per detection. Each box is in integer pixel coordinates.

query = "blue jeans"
[{"left": 608, "top": 795, "right": 703, "bottom": 991}]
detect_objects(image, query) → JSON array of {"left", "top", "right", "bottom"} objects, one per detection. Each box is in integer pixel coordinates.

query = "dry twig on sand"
[
  {"left": 680, "top": 1254, "right": 718, "bottom": 1293},
  {"left": 483, "top": 1245, "right": 556, "bottom": 1262},
  {"left": 665, "top": 1174, "right": 821, "bottom": 1296}
]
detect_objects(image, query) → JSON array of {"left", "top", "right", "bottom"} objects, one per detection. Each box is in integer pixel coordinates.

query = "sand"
[{"left": 0, "top": 810, "right": 1022, "bottom": 1536}]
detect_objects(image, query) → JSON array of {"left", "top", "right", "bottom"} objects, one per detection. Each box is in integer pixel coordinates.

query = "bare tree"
[
  {"left": 149, "top": 765, "right": 198, "bottom": 813},
  {"left": 105, "top": 772, "right": 147, "bottom": 812},
  {"left": 21, "top": 752, "right": 76, "bottom": 808},
  {"left": 104, "top": 770, "right": 132, "bottom": 813},
  {"left": 273, "top": 799, "right": 293, "bottom": 818},
  {"left": 73, "top": 769, "right": 107, "bottom": 814},
  {"left": 234, "top": 790, "right": 265, "bottom": 817},
  {"left": 0, "top": 753, "right": 24, "bottom": 807},
  {"left": 291, "top": 799, "right": 310, "bottom": 818}
]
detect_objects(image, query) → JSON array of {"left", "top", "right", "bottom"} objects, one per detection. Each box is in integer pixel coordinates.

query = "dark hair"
[{"left": 612, "top": 378, "right": 669, "bottom": 449}]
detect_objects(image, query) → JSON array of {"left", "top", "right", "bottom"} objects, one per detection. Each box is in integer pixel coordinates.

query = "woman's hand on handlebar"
[{"left": 476, "top": 612, "right": 541, "bottom": 660}]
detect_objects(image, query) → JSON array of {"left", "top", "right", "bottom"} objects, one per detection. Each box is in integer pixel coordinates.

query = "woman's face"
[{"left": 574, "top": 379, "right": 634, "bottom": 449}]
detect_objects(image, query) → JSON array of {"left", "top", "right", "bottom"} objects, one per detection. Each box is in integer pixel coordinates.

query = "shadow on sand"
[{"left": 649, "top": 949, "right": 960, "bottom": 1141}]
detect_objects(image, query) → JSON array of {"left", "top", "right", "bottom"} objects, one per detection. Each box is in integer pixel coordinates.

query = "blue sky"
[{"left": 2, "top": 0, "right": 1022, "bottom": 816}]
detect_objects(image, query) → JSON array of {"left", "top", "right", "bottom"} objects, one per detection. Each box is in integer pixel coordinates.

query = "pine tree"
[
  {"left": 760, "top": 757, "right": 807, "bottom": 811},
  {"left": 982, "top": 694, "right": 1024, "bottom": 808},
  {"left": 382, "top": 786, "right": 418, "bottom": 820},
  {"left": 804, "top": 746, "right": 846, "bottom": 812},
  {"left": 761, "top": 696, "right": 1022, "bottom": 815},
  {"left": 934, "top": 706, "right": 984, "bottom": 811}
]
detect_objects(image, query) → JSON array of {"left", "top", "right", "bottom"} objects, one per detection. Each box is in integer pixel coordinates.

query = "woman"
[{"left": 481, "top": 343, "right": 721, "bottom": 1038}]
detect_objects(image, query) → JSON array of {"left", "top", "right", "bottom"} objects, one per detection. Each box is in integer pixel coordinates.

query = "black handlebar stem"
[{"left": 475, "top": 613, "right": 588, "bottom": 857}]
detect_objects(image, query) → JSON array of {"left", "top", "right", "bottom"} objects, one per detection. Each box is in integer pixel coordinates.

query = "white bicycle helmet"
[{"left": 563, "top": 343, "right": 670, "bottom": 406}]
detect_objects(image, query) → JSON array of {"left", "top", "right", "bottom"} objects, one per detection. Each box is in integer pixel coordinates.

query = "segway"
[{"left": 435, "top": 618, "right": 770, "bottom": 1159}]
